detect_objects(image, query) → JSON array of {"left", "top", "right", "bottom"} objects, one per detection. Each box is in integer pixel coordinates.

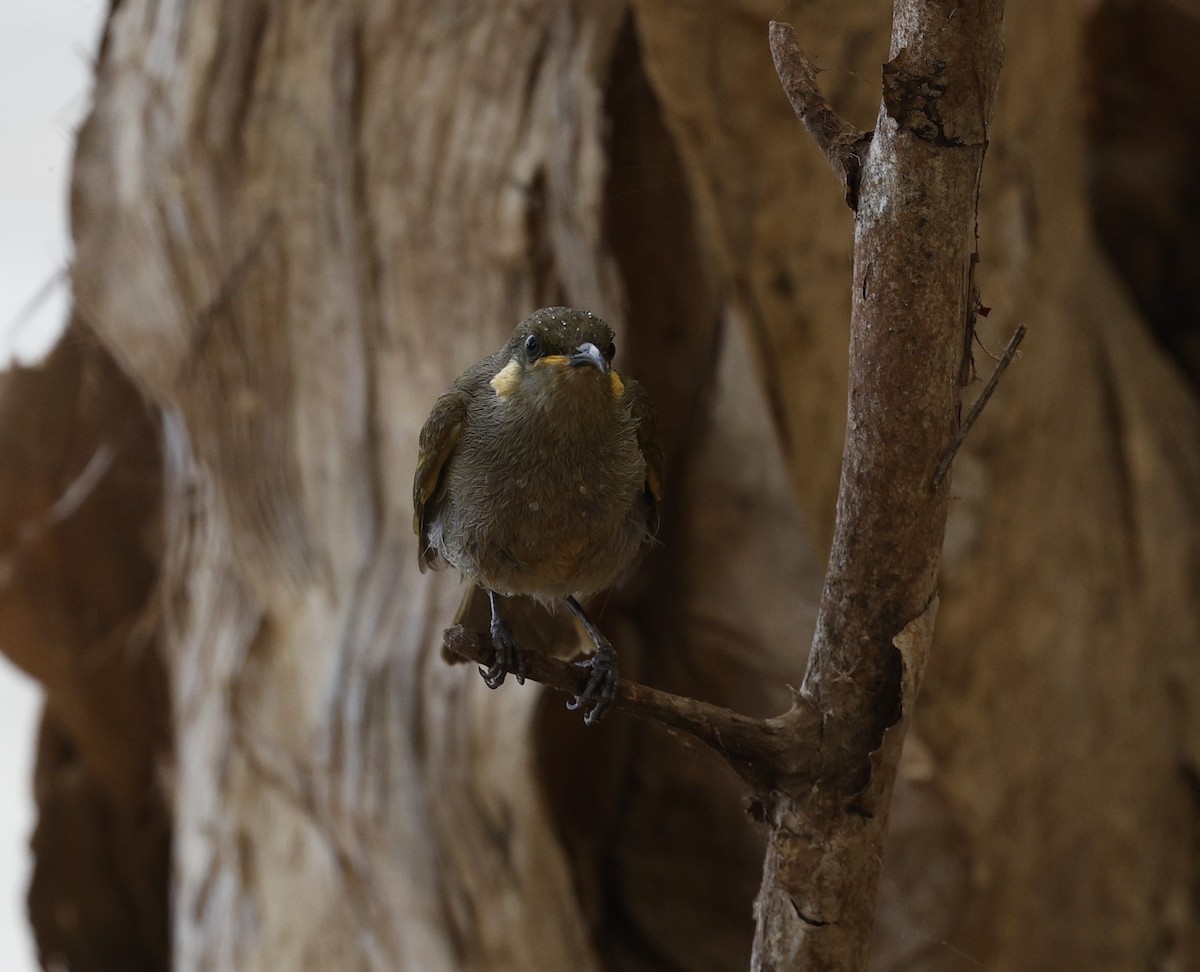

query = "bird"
[{"left": 413, "top": 307, "right": 663, "bottom": 724}]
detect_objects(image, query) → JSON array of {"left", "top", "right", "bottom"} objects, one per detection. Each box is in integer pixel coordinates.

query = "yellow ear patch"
[
  {"left": 610, "top": 371, "right": 625, "bottom": 397},
  {"left": 490, "top": 358, "right": 521, "bottom": 397},
  {"left": 646, "top": 465, "right": 661, "bottom": 500}
]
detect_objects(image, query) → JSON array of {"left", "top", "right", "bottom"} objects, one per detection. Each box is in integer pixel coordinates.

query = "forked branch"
[{"left": 769, "top": 21, "right": 873, "bottom": 209}]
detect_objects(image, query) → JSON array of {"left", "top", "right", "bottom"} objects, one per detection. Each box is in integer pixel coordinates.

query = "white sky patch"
[{"left": 1, "top": 3, "right": 106, "bottom": 368}]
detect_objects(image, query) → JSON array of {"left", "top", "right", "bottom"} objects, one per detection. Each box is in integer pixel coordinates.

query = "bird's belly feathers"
[{"left": 434, "top": 410, "right": 647, "bottom": 598}]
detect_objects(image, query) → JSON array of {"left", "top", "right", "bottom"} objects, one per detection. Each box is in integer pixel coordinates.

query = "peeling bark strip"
[
  {"left": 760, "top": 2, "right": 1005, "bottom": 968},
  {"left": 881, "top": 56, "right": 990, "bottom": 148}
]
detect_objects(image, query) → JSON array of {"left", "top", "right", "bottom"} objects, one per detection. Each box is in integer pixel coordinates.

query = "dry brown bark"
[
  {"left": 1, "top": 0, "right": 1198, "bottom": 970},
  {"left": 750, "top": 7, "right": 1005, "bottom": 966},
  {"left": 0, "top": 332, "right": 169, "bottom": 970}
]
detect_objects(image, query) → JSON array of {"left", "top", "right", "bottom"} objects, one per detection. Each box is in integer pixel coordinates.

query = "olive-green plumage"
[{"left": 413, "top": 307, "right": 662, "bottom": 723}]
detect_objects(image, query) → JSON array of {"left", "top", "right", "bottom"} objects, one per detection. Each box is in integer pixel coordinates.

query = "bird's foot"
[
  {"left": 566, "top": 643, "right": 617, "bottom": 725},
  {"left": 479, "top": 614, "right": 526, "bottom": 688}
]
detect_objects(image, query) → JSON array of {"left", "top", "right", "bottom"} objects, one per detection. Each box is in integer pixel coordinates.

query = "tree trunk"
[{"left": 1, "top": 0, "right": 1197, "bottom": 970}]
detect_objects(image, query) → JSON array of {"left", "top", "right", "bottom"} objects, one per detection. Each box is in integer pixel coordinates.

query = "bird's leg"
[
  {"left": 479, "top": 589, "right": 526, "bottom": 688},
  {"left": 562, "top": 595, "right": 618, "bottom": 725}
]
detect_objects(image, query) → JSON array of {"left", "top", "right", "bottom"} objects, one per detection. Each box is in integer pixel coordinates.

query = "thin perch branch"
[
  {"left": 769, "top": 21, "right": 873, "bottom": 209},
  {"left": 933, "top": 323, "right": 1027, "bottom": 487},
  {"left": 442, "top": 625, "right": 815, "bottom": 788}
]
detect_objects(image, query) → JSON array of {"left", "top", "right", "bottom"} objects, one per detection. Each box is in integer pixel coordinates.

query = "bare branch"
[
  {"left": 769, "top": 21, "right": 873, "bottom": 209},
  {"left": 442, "top": 625, "right": 815, "bottom": 788},
  {"left": 757, "top": 6, "right": 1006, "bottom": 968}
]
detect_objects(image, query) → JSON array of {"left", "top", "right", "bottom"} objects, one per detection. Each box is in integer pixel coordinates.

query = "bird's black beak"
[{"left": 569, "top": 342, "right": 608, "bottom": 374}]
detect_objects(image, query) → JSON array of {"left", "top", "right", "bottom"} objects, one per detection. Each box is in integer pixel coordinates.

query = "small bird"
[{"left": 413, "top": 307, "right": 663, "bottom": 724}]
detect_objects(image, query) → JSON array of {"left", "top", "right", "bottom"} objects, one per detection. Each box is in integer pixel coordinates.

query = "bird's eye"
[
  {"left": 605, "top": 342, "right": 616, "bottom": 362},
  {"left": 524, "top": 334, "right": 542, "bottom": 359}
]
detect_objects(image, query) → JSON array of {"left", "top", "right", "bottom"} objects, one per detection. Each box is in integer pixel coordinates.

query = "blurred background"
[
  {"left": 0, "top": 3, "right": 107, "bottom": 969},
  {"left": 4, "top": 1, "right": 1200, "bottom": 970}
]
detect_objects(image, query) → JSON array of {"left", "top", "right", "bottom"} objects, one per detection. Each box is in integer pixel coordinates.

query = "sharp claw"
[
  {"left": 479, "top": 664, "right": 505, "bottom": 689},
  {"left": 479, "top": 611, "right": 525, "bottom": 691},
  {"left": 565, "top": 647, "right": 617, "bottom": 725}
]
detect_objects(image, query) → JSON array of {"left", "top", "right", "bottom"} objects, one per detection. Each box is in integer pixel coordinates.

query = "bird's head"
[{"left": 490, "top": 307, "right": 624, "bottom": 403}]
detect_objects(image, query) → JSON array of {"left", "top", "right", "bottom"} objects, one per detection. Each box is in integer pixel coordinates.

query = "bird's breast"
[{"left": 438, "top": 389, "right": 646, "bottom": 596}]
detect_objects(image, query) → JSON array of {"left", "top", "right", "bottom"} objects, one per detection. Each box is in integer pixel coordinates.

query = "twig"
[
  {"left": 933, "top": 323, "right": 1027, "bottom": 487},
  {"left": 442, "top": 625, "right": 813, "bottom": 788},
  {"left": 769, "top": 21, "right": 873, "bottom": 209}
]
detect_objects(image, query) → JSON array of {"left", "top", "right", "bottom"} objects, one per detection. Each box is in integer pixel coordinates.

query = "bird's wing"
[
  {"left": 413, "top": 389, "right": 467, "bottom": 572},
  {"left": 624, "top": 376, "right": 664, "bottom": 536}
]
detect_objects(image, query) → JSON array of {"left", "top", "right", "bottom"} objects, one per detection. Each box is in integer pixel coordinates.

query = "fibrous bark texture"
[{"left": 0, "top": 0, "right": 1197, "bottom": 970}]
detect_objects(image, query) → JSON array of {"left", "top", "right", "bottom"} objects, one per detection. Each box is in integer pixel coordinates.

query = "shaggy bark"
[{"left": 2, "top": 0, "right": 1199, "bottom": 970}]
